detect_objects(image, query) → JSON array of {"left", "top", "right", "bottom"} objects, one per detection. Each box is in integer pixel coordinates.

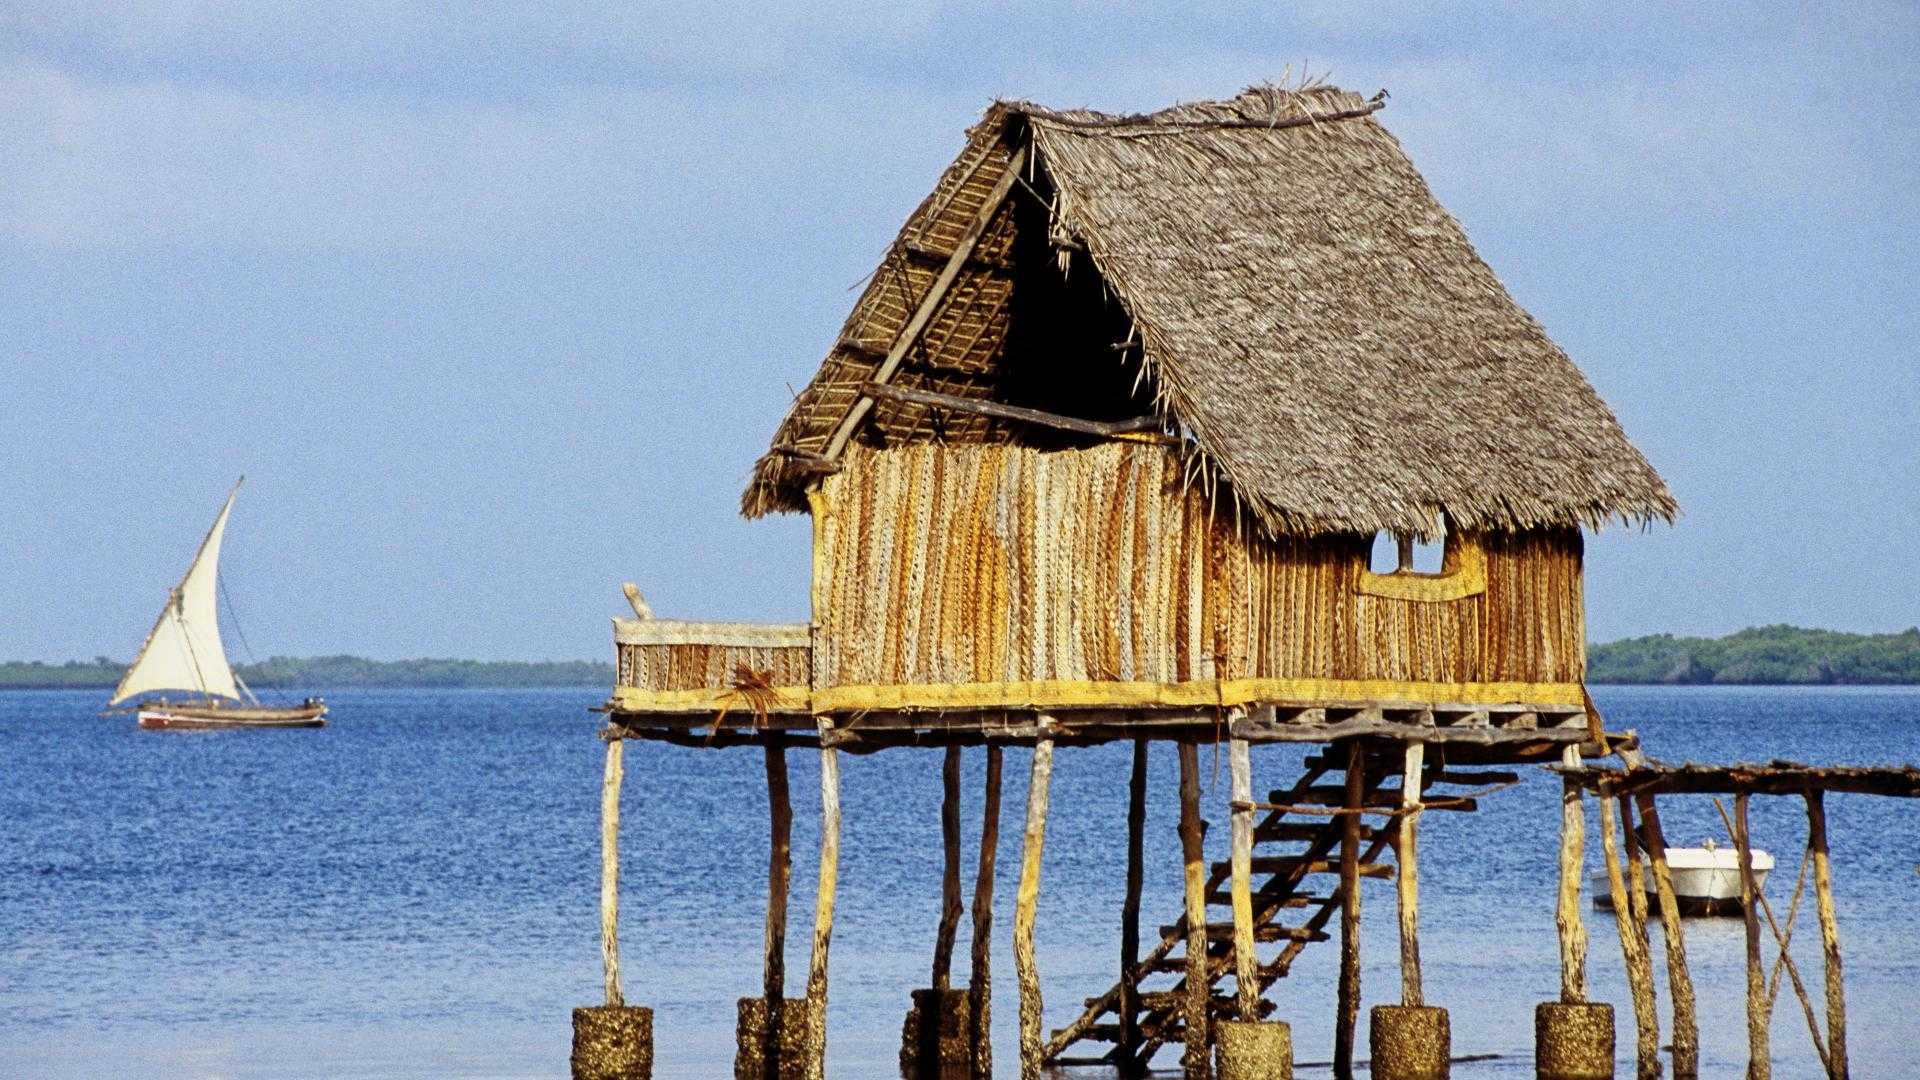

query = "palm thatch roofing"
[{"left": 745, "top": 83, "right": 1676, "bottom": 537}]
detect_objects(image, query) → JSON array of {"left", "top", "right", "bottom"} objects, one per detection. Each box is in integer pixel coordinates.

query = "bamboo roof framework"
[{"left": 746, "top": 83, "right": 1676, "bottom": 538}]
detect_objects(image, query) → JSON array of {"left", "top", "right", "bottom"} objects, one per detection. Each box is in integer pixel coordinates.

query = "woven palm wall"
[{"left": 809, "top": 443, "right": 1584, "bottom": 708}]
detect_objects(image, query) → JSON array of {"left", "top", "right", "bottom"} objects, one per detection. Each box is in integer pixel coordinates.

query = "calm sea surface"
[{"left": 3, "top": 686, "right": 1917, "bottom": 1078}]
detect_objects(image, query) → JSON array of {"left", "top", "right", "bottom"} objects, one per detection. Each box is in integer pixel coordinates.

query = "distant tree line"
[
  {"left": 9, "top": 626, "right": 1920, "bottom": 688},
  {"left": 0, "top": 654, "right": 614, "bottom": 689},
  {"left": 1588, "top": 625, "right": 1920, "bottom": 684}
]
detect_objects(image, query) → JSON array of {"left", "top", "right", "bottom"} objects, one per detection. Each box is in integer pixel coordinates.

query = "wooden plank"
[
  {"left": 1016, "top": 731, "right": 1055, "bottom": 1080},
  {"left": 860, "top": 381, "right": 1170, "bottom": 442},
  {"left": 1229, "top": 735, "right": 1260, "bottom": 1020},
  {"left": 822, "top": 144, "right": 1030, "bottom": 461},
  {"left": 1177, "top": 741, "right": 1210, "bottom": 1079},
  {"left": 599, "top": 738, "right": 625, "bottom": 1007},
  {"left": 1806, "top": 791, "right": 1849, "bottom": 1080},
  {"left": 969, "top": 746, "right": 1003, "bottom": 1080},
  {"left": 933, "top": 745, "right": 964, "bottom": 990}
]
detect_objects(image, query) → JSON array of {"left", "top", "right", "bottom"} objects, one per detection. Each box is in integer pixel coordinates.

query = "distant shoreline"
[
  {"left": 0, "top": 655, "right": 613, "bottom": 691},
  {"left": 8, "top": 625, "right": 1918, "bottom": 689}
]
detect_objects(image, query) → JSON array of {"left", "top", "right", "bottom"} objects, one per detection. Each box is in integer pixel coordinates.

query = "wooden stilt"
[
  {"left": 934, "top": 745, "right": 964, "bottom": 991},
  {"left": 1016, "top": 731, "right": 1055, "bottom": 1080},
  {"left": 1637, "top": 793, "right": 1699, "bottom": 1080},
  {"left": 1619, "top": 794, "right": 1654, "bottom": 970},
  {"left": 1806, "top": 791, "right": 1849, "bottom": 1080},
  {"left": 1120, "top": 738, "right": 1149, "bottom": 1069},
  {"left": 807, "top": 723, "right": 843, "bottom": 1075},
  {"left": 1177, "top": 740, "right": 1211, "bottom": 1079},
  {"left": 1734, "top": 793, "right": 1768, "bottom": 1080},
  {"left": 969, "top": 746, "right": 1003, "bottom": 1080},
  {"left": 599, "top": 736, "right": 625, "bottom": 1008},
  {"left": 1599, "top": 784, "right": 1660, "bottom": 1080},
  {"left": 764, "top": 739, "right": 792, "bottom": 1006},
  {"left": 1228, "top": 734, "right": 1259, "bottom": 1021},
  {"left": 1396, "top": 740, "right": 1424, "bottom": 1007},
  {"left": 1334, "top": 740, "right": 1365, "bottom": 1080},
  {"left": 1556, "top": 745, "right": 1588, "bottom": 1003}
]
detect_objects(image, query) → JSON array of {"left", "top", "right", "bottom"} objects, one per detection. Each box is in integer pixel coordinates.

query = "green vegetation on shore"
[
  {"left": 1589, "top": 625, "right": 1920, "bottom": 685},
  {"left": 0, "top": 655, "right": 614, "bottom": 690},
  {"left": 9, "top": 626, "right": 1919, "bottom": 688}
]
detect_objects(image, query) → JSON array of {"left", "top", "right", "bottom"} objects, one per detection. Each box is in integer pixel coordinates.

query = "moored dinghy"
[
  {"left": 1593, "top": 837, "right": 1773, "bottom": 916},
  {"left": 107, "top": 478, "right": 326, "bottom": 730}
]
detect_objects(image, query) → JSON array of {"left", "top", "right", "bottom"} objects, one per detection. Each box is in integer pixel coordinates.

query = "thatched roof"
[{"left": 745, "top": 84, "right": 1676, "bottom": 536}]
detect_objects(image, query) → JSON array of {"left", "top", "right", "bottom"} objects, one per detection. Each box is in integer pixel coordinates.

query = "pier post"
[
  {"left": 1015, "top": 726, "right": 1055, "bottom": 1080},
  {"left": 573, "top": 731, "right": 655, "bottom": 1080},
  {"left": 1598, "top": 785, "right": 1659, "bottom": 1080},
  {"left": 1334, "top": 741, "right": 1365, "bottom": 1080},
  {"left": 1371, "top": 738, "right": 1449, "bottom": 1080},
  {"left": 1228, "top": 733, "right": 1259, "bottom": 1020},
  {"left": 1537, "top": 746, "right": 1612, "bottom": 1080},
  {"left": 1804, "top": 791, "right": 1848, "bottom": 1080},
  {"left": 1634, "top": 794, "right": 1697, "bottom": 1080},
  {"left": 736, "top": 736, "right": 803, "bottom": 1080},
  {"left": 969, "top": 746, "right": 1003, "bottom": 1080},
  {"left": 1734, "top": 793, "right": 1768, "bottom": 1080},
  {"left": 903, "top": 746, "right": 971, "bottom": 1079},
  {"left": 804, "top": 719, "right": 842, "bottom": 1080},
  {"left": 602, "top": 736, "right": 626, "bottom": 1008},
  {"left": 1216, "top": 728, "right": 1295, "bottom": 1080},
  {"left": 1178, "top": 739, "right": 1212, "bottom": 1079},
  {"left": 1120, "top": 739, "right": 1149, "bottom": 1074}
]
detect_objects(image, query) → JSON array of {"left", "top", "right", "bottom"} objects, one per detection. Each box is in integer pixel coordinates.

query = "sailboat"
[{"left": 108, "top": 478, "right": 327, "bottom": 730}]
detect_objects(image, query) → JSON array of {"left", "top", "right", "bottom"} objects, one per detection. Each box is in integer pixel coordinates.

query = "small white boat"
[{"left": 1593, "top": 839, "right": 1773, "bottom": 916}]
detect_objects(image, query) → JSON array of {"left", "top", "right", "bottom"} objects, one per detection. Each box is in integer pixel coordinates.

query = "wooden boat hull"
[{"left": 137, "top": 701, "right": 327, "bottom": 730}]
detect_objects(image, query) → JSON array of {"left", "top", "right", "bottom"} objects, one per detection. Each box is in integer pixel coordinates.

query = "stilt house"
[{"left": 591, "top": 84, "right": 1676, "bottom": 1080}]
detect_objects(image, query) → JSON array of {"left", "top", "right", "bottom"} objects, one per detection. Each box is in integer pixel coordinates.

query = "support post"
[
  {"left": 1598, "top": 785, "right": 1660, "bottom": 1080},
  {"left": 1735, "top": 793, "right": 1768, "bottom": 1080},
  {"left": 1015, "top": 728, "right": 1056, "bottom": 1080},
  {"left": 1334, "top": 740, "right": 1365, "bottom": 1080},
  {"left": 765, "top": 739, "right": 792, "bottom": 1005},
  {"left": 1228, "top": 735, "right": 1259, "bottom": 1021},
  {"left": 1397, "top": 740, "right": 1424, "bottom": 1007},
  {"left": 574, "top": 732, "right": 654, "bottom": 1080},
  {"left": 806, "top": 721, "right": 842, "bottom": 1078},
  {"left": 1536, "top": 745, "right": 1611, "bottom": 1080},
  {"left": 1805, "top": 791, "right": 1848, "bottom": 1080},
  {"left": 601, "top": 736, "right": 626, "bottom": 1007},
  {"left": 1120, "top": 738, "right": 1149, "bottom": 1071},
  {"left": 1636, "top": 794, "right": 1698, "bottom": 1080},
  {"left": 969, "top": 746, "right": 1003, "bottom": 1080},
  {"left": 1178, "top": 740, "right": 1212, "bottom": 1079},
  {"left": 1556, "top": 746, "right": 1588, "bottom": 1002},
  {"left": 934, "top": 745, "right": 964, "bottom": 990}
]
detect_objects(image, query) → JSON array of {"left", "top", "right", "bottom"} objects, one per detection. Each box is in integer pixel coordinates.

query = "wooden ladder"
[{"left": 1043, "top": 744, "right": 1487, "bottom": 1071}]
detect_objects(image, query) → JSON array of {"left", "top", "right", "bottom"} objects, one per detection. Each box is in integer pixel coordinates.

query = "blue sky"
[{"left": 3, "top": 3, "right": 1916, "bottom": 662}]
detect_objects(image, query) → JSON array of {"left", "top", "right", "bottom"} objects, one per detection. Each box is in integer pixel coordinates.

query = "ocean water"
[{"left": 2, "top": 685, "right": 1917, "bottom": 1078}]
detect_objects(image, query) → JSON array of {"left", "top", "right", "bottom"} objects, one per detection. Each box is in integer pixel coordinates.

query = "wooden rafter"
[{"left": 822, "top": 143, "right": 1030, "bottom": 461}]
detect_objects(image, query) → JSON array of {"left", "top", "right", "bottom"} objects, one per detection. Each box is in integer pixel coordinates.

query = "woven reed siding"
[
  {"left": 616, "top": 642, "right": 811, "bottom": 693},
  {"left": 815, "top": 444, "right": 1585, "bottom": 696}
]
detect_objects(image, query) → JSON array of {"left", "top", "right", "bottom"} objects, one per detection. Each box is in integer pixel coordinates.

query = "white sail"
[{"left": 110, "top": 484, "right": 242, "bottom": 705}]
